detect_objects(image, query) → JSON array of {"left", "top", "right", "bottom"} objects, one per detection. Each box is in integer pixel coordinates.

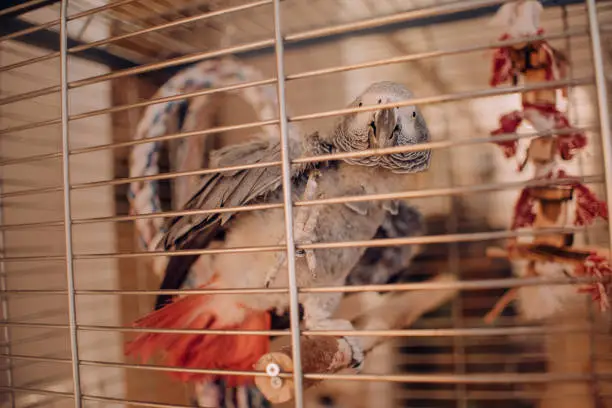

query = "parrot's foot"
[
  {"left": 305, "top": 318, "right": 364, "bottom": 371},
  {"left": 264, "top": 171, "right": 321, "bottom": 288},
  {"left": 294, "top": 171, "right": 321, "bottom": 280}
]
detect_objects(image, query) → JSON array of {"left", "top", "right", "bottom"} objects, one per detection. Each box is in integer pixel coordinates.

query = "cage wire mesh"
[{"left": 0, "top": 0, "right": 612, "bottom": 407}]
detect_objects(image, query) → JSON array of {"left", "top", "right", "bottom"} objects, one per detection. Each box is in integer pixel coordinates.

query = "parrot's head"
[{"left": 332, "top": 81, "right": 431, "bottom": 174}]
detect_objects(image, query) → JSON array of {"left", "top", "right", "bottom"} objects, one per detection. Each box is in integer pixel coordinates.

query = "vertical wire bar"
[
  {"left": 0, "top": 183, "right": 15, "bottom": 408},
  {"left": 586, "top": 0, "right": 612, "bottom": 403},
  {"left": 60, "top": 0, "right": 83, "bottom": 406},
  {"left": 0, "top": 33, "right": 15, "bottom": 407},
  {"left": 446, "top": 171, "right": 466, "bottom": 408},
  {"left": 565, "top": 4, "right": 600, "bottom": 403},
  {"left": 586, "top": 0, "right": 612, "bottom": 280},
  {"left": 271, "top": 0, "right": 305, "bottom": 407}
]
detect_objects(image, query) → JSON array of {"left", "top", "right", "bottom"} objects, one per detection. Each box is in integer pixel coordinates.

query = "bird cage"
[{"left": 0, "top": 0, "right": 612, "bottom": 407}]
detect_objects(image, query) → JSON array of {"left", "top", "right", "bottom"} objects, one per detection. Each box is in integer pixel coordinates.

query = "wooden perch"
[
  {"left": 253, "top": 273, "right": 458, "bottom": 404},
  {"left": 486, "top": 243, "right": 610, "bottom": 266}
]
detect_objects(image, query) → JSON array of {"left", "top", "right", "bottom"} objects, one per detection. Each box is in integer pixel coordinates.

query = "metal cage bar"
[
  {"left": 59, "top": 1, "right": 82, "bottom": 406},
  {"left": 271, "top": 0, "right": 305, "bottom": 405}
]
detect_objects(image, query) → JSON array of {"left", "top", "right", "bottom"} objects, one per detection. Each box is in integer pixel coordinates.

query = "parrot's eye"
[
  {"left": 358, "top": 102, "right": 363, "bottom": 107},
  {"left": 412, "top": 111, "right": 417, "bottom": 119}
]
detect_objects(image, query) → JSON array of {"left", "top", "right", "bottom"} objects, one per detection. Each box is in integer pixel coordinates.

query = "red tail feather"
[{"left": 125, "top": 292, "right": 270, "bottom": 386}]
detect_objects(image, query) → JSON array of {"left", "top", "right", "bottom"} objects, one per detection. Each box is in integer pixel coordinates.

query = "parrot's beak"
[{"left": 371, "top": 107, "right": 398, "bottom": 148}]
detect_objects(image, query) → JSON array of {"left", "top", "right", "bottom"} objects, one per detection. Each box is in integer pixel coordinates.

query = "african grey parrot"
[{"left": 125, "top": 81, "right": 432, "bottom": 387}]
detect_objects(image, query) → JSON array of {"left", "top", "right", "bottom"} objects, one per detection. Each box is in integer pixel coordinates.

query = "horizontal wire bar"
[
  {"left": 69, "top": 118, "right": 279, "bottom": 155},
  {"left": 301, "top": 325, "right": 592, "bottom": 338},
  {"left": 0, "top": 225, "right": 586, "bottom": 262},
  {"left": 79, "top": 359, "right": 276, "bottom": 375},
  {"left": 83, "top": 361, "right": 281, "bottom": 380},
  {"left": 69, "top": 77, "right": 277, "bottom": 122},
  {"left": 0, "top": 322, "right": 69, "bottom": 329},
  {"left": 0, "top": 186, "right": 62, "bottom": 199},
  {"left": 304, "top": 372, "right": 608, "bottom": 384},
  {"left": 0, "top": 52, "right": 59, "bottom": 74},
  {"left": 0, "top": 152, "right": 61, "bottom": 167},
  {"left": 69, "top": 0, "right": 273, "bottom": 55},
  {"left": 91, "top": 324, "right": 601, "bottom": 338},
  {"left": 0, "top": 273, "right": 608, "bottom": 297},
  {"left": 0, "top": 372, "right": 607, "bottom": 388},
  {"left": 82, "top": 395, "right": 194, "bottom": 408},
  {"left": 79, "top": 324, "right": 285, "bottom": 336},
  {"left": 0, "top": 20, "right": 59, "bottom": 44},
  {"left": 0, "top": 220, "right": 63, "bottom": 231},
  {"left": 4, "top": 360, "right": 612, "bottom": 388},
  {"left": 70, "top": 244, "right": 286, "bottom": 260},
  {"left": 71, "top": 158, "right": 282, "bottom": 190},
  {"left": 0, "top": 353, "right": 70, "bottom": 364},
  {"left": 0, "top": 118, "right": 60, "bottom": 136},
  {"left": 72, "top": 202, "right": 283, "bottom": 226},
  {"left": 299, "top": 226, "right": 585, "bottom": 252},
  {"left": 0, "top": 385, "right": 73, "bottom": 398},
  {"left": 0, "top": 320, "right": 602, "bottom": 338},
  {"left": 0, "top": 255, "right": 65, "bottom": 262},
  {"left": 0, "top": 86, "right": 60, "bottom": 107},
  {"left": 399, "top": 389, "right": 612, "bottom": 401},
  {"left": 302, "top": 275, "right": 608, "bottom": 294}
]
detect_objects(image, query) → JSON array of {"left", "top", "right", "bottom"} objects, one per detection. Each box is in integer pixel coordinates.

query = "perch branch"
[
  {"left": 486, "top": 244, "right": 610, "bottom": 266},
  {"left": 254, "top": 273, "right": 458, "bottom": 404}
]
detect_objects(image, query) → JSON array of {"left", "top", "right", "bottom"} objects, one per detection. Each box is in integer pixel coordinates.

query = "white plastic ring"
[{"left": 265, "top": 362, "right": 281, "bottom": 377}]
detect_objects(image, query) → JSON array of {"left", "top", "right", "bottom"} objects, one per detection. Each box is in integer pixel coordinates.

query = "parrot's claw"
[
  {"left": 263, "top": 171, "right": 321, "bottom": 288},
  {"left": 344, "top": 335, "right": 364, "bottom": 370},
  {"left": 293, "top": 170, "right": 321, "bottom": 281},
  {"left": 383, "top": 200, "right": 400, "bottom": 215},
  {"left": 264, "top": 252, "right": 286, "bottom": 288}
]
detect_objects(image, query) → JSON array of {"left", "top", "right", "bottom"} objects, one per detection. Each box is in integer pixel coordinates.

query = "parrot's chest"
[{"left": 304, "top": 168, "right": 391, "bottom": 281}]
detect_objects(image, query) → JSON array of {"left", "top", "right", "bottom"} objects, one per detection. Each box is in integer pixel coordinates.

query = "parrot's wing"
[{"left": 159, "top": 138, "right": 307, "bottom": 251}]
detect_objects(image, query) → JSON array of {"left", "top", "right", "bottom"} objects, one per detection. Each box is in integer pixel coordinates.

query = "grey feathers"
[
  {"left": 345, "top": 202, "right": 425, "bottom": 286},
  {"left": 159, "top": 133, "right": 325, "bottom": 250}
]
